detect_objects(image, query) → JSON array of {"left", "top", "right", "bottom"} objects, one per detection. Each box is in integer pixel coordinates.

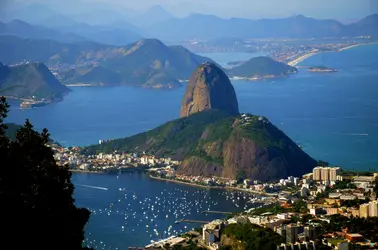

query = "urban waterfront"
[{"left": 4, "top": 44, "right": 378, "bottom": 248}]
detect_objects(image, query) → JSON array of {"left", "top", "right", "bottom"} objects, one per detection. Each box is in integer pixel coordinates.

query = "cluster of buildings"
[
  {"left": 313, "top": 166, "right": 342, "bottom": 183},
  {"left": 51, "top": 145, "right": 180, "bottom": 172},
  {"left": 138, "top": 164, "right": 378, "bottom": 249}
]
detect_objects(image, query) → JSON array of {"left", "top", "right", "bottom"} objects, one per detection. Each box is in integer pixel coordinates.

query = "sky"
[{"left": 2, "top": 0, "right": 378, "bottom": 20}]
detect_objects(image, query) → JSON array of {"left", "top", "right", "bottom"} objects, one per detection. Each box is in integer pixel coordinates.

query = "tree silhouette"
[{"left": 0, "top": 96, "right": 92, "bottom": 249}]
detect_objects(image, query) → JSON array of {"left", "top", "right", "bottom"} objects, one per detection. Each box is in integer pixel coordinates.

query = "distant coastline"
[
  {"left": 69, "top": 169, "right": 104, "bottom": 174},
  {"left": 65, "top": 83, "right": 95, "bottom": 87},
  {"left": 288, "top": 41, "right": 378, "bottom": 66}
]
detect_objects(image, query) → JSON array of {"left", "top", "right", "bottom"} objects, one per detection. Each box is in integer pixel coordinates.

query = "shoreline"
[
  {"left": 338, "top": 41, "right": 378, "bottom": 52},
  {"left": 149, "top": 175, "right": 275, "bottom": 196},
  {"left": 69, "top": 169, "right": 104, "bottom": 174},
  {"left": 65, "top": 83, "right": 95, "bottom": 87},
  {"left": 288, "top": 41, "right": 378, "bottom": 66}
]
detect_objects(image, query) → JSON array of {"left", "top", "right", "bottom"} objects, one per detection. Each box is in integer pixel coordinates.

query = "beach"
[
  {"left": 288, "top": 41, "right": 378, "bottom": 66},
  {"left": 338, "top": 42, "right": 378, "bottom": 52}
]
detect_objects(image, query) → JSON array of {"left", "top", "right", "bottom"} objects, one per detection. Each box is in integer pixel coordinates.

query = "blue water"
[
  {"left": 4, "top": 44, "right": 378, "bottom": 248},
  {"left": 72, "top": 172, "right": 255, "bottom": 249},
  {"left": 199, "top": 52, "right": 267, "bottom": 67}
]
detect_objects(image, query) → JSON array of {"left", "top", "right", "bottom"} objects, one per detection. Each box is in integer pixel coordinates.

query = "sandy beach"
[
  {"left": 288, "top": 41, "right": 378, "bottom": 66},
  {"left": 287, "top": 51, "right": 319, "bottom": 66},
  {"left": 338, "top": 41, "right": 378, "bottom": 51}
]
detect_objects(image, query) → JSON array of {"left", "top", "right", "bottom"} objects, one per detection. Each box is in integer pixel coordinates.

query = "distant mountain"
[
  {"left": 1, "top": 3, "right": 59, "bottom": 23},
  {"left": 37, "top": 14, "right": 79, "bottom": 29},
  {"left": 144, "top": 13, "right": 378, "bottom": 41},
  {"left": 228, "top": 56, "right": 297, "bottom": 79},
  {"left": 131, "top": 5, "right": 175, "bottom": 28},
  {"left": 0, "top": 62, "right": 70, "bottom": 100},
  {"left": 346, "top": 14, "right": 378, "bottom": 37},
  {"left": 82, "top": 28, "right": 141, "bottom": 46},
  {"left": 0, "top": 36, "right": 213, "bottom": 88},
  {"left": 0, "top": 19, "right": 88, "bottom": 43},
  {"left": 0, "top": 36, "right": 106, "bottom": 65},
  {"left": 60, "top": 39, "right": 213, "bottom": 88},
  {"left": 69, "top": 9, "right": 129, "bottom": 26}
]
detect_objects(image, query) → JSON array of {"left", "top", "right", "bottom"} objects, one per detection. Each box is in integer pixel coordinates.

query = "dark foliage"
[
  {"left": 223, "top": 222, "right": 284, "bottom": 250},
  {"left": 0, "top": 96, "right": 91, "bottom": 249}
]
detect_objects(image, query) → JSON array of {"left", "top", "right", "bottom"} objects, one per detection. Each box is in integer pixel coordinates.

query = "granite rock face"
[{"left": 180, "top": 62, "right": 239, "bottom": 118}]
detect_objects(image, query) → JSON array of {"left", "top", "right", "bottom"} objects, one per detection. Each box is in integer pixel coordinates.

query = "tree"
[
  {"left": 317, "top": 160, "right": 329, "bottom": 167},
  {"left": 0, "top": 96, "right": 91, "bottom": 249},
  {"left": 236, "top": 169, "right": 247, "bottom": 183}
]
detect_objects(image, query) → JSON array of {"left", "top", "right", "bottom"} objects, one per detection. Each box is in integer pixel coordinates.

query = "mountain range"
[
  {"left": 0, "top": 36, "right": 214, "bottom": 88},
  {"left": 1, "top": 3, "right": 377, "bottom": 44},
  {"left": 145, "top": 14, "right": 378, "bottom": 41},
  {"left": 0, "top": 35, "right": 299, "bottom": 88}
]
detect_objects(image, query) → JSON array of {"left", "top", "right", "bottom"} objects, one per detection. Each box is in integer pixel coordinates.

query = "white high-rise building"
[
  {"left": 329, "top": 167, "right": 340, "bottom": 181},
  {"left": 313, "top": 166, "right": 340, "bottom": 182},
  {"left": 321, "top": 167, "right": 330, "bottom": 181},
  {"left": 313, "top": 167, "right": 322, "bottom": 181},
  {"left": 369, "top": 201, "right": 378, "bottom": 217}
]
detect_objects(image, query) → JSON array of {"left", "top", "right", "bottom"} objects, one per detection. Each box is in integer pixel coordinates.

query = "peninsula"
[
  {"left": 0, "top": 62, "right": 70, "bottom": 108},
  {"left": 83, "top": 62, "right": 316, "bottom": 181}
]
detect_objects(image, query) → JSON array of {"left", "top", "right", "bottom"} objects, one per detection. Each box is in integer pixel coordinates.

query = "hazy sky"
[{"left": 4, "top": 0, "right": 378, "bottom": 20}]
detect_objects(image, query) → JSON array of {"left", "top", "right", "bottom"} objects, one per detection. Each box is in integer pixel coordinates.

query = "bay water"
[{"left": 5, "top": 44, "right": 378, "bottom": 248}]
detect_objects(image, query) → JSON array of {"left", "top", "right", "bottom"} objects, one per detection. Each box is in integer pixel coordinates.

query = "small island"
[
  {"left": 308, "top": 66, "right": 338, "bottom": 73},
  {"left": 228, "top": 56, "right": 298, "bottom": 80}
]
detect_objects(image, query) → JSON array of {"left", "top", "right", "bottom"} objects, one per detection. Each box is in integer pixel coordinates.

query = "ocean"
[{"left": 4, "top": 43, "right": 378, "bottom": 248}]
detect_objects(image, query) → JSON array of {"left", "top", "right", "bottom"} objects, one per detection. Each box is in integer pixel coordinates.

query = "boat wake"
[
  {"left": 76, "top": 184, "right": 108, "bottom": 191},
  {"left": 330, "top": 133, "right": 368, "bottom": 136}
]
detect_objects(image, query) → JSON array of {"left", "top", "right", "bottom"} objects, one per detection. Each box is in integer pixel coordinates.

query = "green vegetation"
[
  {"left": 323, "top": 215, "right": 378, "bottom": 242},
  {"left": 0, "top": 62, "right": 70, "bottom": 100},
  {"left": 331, "top": 179, "right": 357, "bottom": 190},
  {"left": 250, "top": 205, "right": 288, "bottom": 216},
  {"left": 4, "top": 123, "right": 21, "bottom": 140},
  {"left": 317, "top": 160, "right": 329, "bottom": 166},
  {"left": 0, "top": 96, "right": 91, "bottom": 249},
  {"left": 0, "top": 36, "right": 212, "bottom": 88},
  {"left": 84, "top": 111, "right": 316, "bottom": 181},
  {"left": 222, "top": 222, "right": 284, "bottom": 250},
  {"left": 228, "top": 56, "right": 297, "bottom": 78},
  {"left": 250, "top": 200, "right": 309, "bottom": 216},
  {"left": 172, "top": 242, "right": 205, "bottom": 250},
  {"left": 83, "top": 110, "right": 232, "bottom": 158}
]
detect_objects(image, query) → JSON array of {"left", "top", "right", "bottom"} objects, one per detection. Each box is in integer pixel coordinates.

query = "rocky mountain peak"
[{"left": 180, "top": 62, "right": 239, "bottom": 118}]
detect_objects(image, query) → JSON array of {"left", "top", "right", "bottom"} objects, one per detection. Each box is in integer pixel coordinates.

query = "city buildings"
[
  {"left": 286, "top": 224, "right": 304, "bottom": 244},
  {"left": 369, "top": 200, "right": 378, "bottom": 217},
  {"left": 202, "top": 220, "right": 224, "bottom": 245},
  {"left": 359, "top": 203, "right": 370, "bottom": 218},
  {"left": 312, "top": 166, "right": 340, "bottom": 182}
]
